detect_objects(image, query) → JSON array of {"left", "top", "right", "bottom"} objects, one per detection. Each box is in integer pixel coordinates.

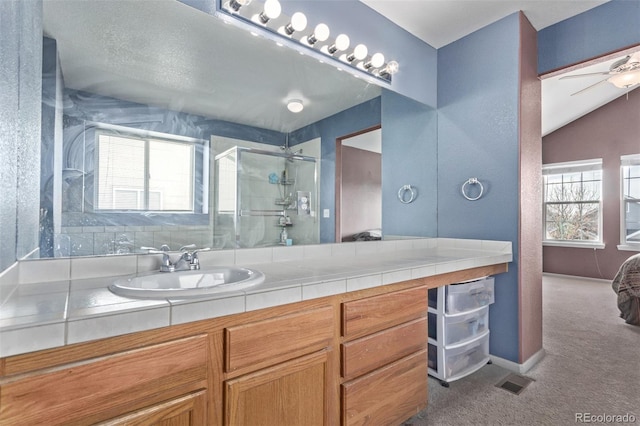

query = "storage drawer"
[
  {"left": 429, "top": 306, "right": 489, "bottom": 347},
  {"left": 342, "top": 350, "right": 428, "bottom": 426},
  {"left": 445, "top": 277, "right": 494, "bottom": 314},
  {"left": 428, "top": 331, "right": 490, "bottom": 381},
  {"left": 342, "top": 286, "right": 428, "bottom": 339},
  {"left": 341, "top": 317, "right": 427, "bottom": 380},
  {"left": 225, "top": 306, "right": 333, "bottom": 373}
]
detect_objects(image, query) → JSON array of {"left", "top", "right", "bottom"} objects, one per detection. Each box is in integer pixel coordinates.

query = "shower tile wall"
[{"left": 57, "top": 225, "right": 212, "bottom": 256}]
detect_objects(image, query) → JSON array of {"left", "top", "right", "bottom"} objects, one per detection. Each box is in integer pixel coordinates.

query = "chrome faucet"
[{"left": 141, "top": 244, "right": 210, "bottom": 272}]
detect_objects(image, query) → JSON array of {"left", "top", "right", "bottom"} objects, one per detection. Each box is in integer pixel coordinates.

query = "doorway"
[{"left": 335, "top": 125, "right": 382, "bottom": 242}]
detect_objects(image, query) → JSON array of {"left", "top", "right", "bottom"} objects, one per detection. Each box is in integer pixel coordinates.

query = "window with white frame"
[
  {"left": 543, "top": 159, "right": 603, "bottom": 244},
  {"left": 96, "top": 130, "right": 201, "bottom": 212},
  {"left": 621, "top": 154, "right": 640, "bottom": 248}
]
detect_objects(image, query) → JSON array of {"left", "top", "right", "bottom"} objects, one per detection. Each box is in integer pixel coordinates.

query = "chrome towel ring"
[
  {"left": 461, "top": 178, "right": 484, "bottom": 201},
  {"left": 398, "top": 185, "right": 417, "bottom": 204}
]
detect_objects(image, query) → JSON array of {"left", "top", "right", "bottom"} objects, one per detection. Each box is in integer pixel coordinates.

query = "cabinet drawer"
[
  {"left": 342, "top": 286, "right": 428, "bottom": 339},
  {"left": 0, "top": 335, "right": 208, "bottom": 425},
  {"left": 342, "top": 350, "right": 428, "bottom": 426},
  {"left": 225, "top": 306, "right": 333, "bottom": 373},
  {"left": 341, "top": 318, "right": 426, "bottom": 380}
]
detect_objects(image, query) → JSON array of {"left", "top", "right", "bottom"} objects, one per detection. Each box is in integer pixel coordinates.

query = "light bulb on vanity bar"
[
  {"left": 322, "top": 34, "right": 350, "bottom": 55},
  {"left": 379, "top": 60, "right": 399, "bottom": 77},
  {"left": 279, "top": 12, "right": 307, "bottom": 36},
  {"left": 363, "top": 52, "right": 385, "bottom": 70},
  {"left": 341, "top": 43, "right": 367, "bottom": 63},
  {"left": 225, "top": 0, "right": 251, "bottom": 13},
  {"left": 252, "top": 0, "right": 281, "bottom": 24},
  {"left": 305, "top": 23, "right": 330, "bottom": 46}
]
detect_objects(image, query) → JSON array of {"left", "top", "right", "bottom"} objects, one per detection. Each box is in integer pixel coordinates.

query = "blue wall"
[
  {"left": 437, "top": 13, "right": 521, "bottom": 362},
  {"left": 381, "top": 90, "right": 438, "bottom": 237},
  {"left": 538, "top": 0, "right": 640, "bottom": 74}
]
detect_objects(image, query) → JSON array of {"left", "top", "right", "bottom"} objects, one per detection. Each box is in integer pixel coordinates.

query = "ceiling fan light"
[{"left": 608, "top": 70, "right": 640, "bottom": 88}]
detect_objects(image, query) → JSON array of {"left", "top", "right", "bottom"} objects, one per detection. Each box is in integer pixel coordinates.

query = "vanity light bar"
[{"left": 219, "top": 0, "right": 398, "bottom": 83}]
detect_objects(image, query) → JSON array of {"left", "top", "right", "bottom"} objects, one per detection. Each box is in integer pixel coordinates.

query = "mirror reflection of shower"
[{"left": 214, "top": 143, "right": 319, "bottom": 249}]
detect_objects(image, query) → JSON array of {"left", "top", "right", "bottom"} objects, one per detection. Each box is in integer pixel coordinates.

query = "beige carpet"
[{"left": 406, "top": 274, "right": 640, "bottom": 425}]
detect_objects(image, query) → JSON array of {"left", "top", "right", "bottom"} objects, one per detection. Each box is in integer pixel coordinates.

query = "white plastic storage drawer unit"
[
  {"left": 428, "top": 305, "right": 489, "bottom": 346},
  {"left": 428, "top": 331, "right": 490, "bottom": 383},
  {"left": 429, "top": 277, "right": 495, "bottom": 314},
  {"left": 428, "top": 276, "right": 495, "bottom": 386}
]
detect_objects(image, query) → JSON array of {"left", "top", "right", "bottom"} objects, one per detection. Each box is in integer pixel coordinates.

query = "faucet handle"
[
  {"left": 142, "top": 246, "right": 176, "bottom": 272},
  {"left": 192, "top": 247, "right": 211, "bottom": 255},
  {"left": 188, "top": 248, "right": 210, "bottom": 270},
  {"left": 141, "top": 245, "right": 172, "bottom": 254}
]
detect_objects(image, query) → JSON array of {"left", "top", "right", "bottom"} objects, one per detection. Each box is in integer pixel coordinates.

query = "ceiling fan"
[{"left": 560, "top": 51, "right": 640, "bottom": 96}]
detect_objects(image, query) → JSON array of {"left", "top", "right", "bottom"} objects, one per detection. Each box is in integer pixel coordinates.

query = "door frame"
[{"left": 335, "top": 124, "right": 382, "bottom": 243}]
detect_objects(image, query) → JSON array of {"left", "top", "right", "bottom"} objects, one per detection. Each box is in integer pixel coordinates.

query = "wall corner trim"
[{"left": 490, "top": 348, "right": 546, "bottom": 374}]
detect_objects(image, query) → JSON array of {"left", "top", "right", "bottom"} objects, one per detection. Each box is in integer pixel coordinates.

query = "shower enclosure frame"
[{"left": 214, "top": 146, "right": 319, "bottom": 248}]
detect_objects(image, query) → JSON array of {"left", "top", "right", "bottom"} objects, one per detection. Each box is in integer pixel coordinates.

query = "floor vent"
[{"left": 495, "top": 373, "right": 534, "bottom": 395}]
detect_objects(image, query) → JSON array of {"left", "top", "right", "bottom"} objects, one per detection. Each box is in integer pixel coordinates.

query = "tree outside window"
[{"left": 543, "top": 160, "right": 602, "bottom": 243}]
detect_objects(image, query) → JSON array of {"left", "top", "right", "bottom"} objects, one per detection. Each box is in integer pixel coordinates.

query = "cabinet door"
[
  {"left": 342, "top": 350, "right": 427, "bottom": 426},
  {"left": 225, "top": 350, "right": 329, "bottom": 426},
  {"left": 97, "top": 390, "right": 207, "bottom": 426}
]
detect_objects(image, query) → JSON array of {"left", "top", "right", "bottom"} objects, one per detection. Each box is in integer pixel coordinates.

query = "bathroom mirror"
[{"left": 34, "top": 0, "right": 435, "bottom": 258}]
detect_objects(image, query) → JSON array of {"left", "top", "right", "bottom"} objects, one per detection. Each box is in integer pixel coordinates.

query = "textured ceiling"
[
  {"left": 44, "top": 0, "right": 634, "bottom": 136},
  {"left": 360, "top": 0, "right": 609, "bottom": 49}
]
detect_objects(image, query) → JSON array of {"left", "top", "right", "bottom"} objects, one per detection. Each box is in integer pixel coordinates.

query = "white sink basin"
[{"left": 109, "top": 267, "right": 265, "bottom": 299}]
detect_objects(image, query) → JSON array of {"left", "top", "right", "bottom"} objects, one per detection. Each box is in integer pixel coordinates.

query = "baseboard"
[
  {"left": 543, "top": 272, "right": 611, "bottom": 285},
  {"left": 490, "top": 348, "right": 546, "bottom": 374}
]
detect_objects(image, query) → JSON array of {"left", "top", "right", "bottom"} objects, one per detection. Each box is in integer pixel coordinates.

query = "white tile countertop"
[{"left": 0, "top": 238, "right": 512, "bottom": 358}]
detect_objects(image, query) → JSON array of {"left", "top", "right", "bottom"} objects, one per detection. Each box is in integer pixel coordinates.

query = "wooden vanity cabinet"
[
  {"left": 0, "top": 335, "right": 209, "bottom": 425},
  {"left": 223, "top": 306, "right": 334, "bottom": 425},
  {"left": 0, "top": 263, "right": 508, "bottom": 426},
  {"left": 341, "top": 286, "right": 429, "bottom": 426}
]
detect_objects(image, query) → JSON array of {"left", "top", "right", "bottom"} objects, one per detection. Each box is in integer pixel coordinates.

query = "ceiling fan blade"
[
  {"left": 560, "top": 71, "right": 611, "bottom": 79},
  {"left": 570, "top": 79, "right": 609, "bottom": 96}
]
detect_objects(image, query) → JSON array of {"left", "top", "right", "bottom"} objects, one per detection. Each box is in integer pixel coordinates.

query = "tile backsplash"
[{"left": 10, "top": 238, "right": 513, "bottom": 286}]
